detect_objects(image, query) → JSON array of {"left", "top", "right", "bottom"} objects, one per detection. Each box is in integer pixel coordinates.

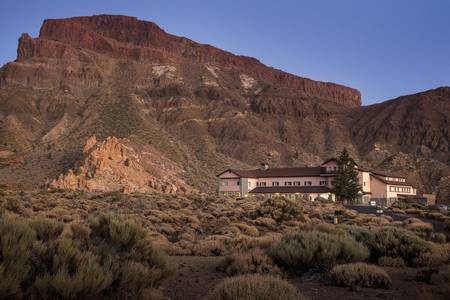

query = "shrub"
[
  {"left": 271, "top": 229, "right": 368, "bottom": 273},
  {"left": 0, "top": 213, "right": 172, "bottom": 299},
  {"left": 377, "top": 256, "right": 406, "bottom": 268},
  {"left": 256, "top": 197, "right": 304, "bottom": 224},
  {"left": 329, "top": 263, "right": 391, "bottom": 289},
  {"left": 29, "top": 217, "right": 64, "bottom": 241},
  {"left": 207, "top": 274, "right": 306, "bottom": 300},
  {"left": 217, "top": 249, "right": 281, "bottom": 276},
  {"left": 345, "top": 226, "right": 431, "bottom": 266},
  {"left": 431, "top": 265, "right": 450, "bottom": 297}
]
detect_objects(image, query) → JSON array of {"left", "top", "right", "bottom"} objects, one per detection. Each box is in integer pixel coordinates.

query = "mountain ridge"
[{"left": 0, "top": 15, "right": 448, "bottom": 200}]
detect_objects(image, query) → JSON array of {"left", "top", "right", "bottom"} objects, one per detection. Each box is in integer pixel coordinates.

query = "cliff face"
[
  {"left": 12, "top": 15, "right": 360, "bottom": 107},
  {"left": 0, "top": 15, "right": 448, "bottom": 194}
]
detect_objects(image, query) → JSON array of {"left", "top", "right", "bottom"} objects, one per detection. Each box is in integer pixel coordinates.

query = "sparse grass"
[
  {"left": 329, "top": 263, "right": 391, "bottom": 289},
  {"left": 207, "top": 274, "right": 306, "bottom": 300}
]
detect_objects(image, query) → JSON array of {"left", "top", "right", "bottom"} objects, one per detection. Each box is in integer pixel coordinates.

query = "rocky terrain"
[{"left": 0, "top": 15, "right": 448, "bottom": 197}]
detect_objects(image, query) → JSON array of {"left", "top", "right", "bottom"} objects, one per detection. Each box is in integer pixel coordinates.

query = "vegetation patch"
[
  {"left": 217, "top": 249, "right": 281, "bottom": 276},
  {"left": 329, "top": 263, "right": 391, "bottom": 289},
  {"left": 207, "top": 274, "right": 306, "bottom": 300},
  {"left": 344, "top": 225, "right": 431, "bottom": 266},
  {"left": 270, "top": 229, "right": 368, "bottom": 273},
  {"left": 0, "top": 213, "right": 172, "bottom": 299}
]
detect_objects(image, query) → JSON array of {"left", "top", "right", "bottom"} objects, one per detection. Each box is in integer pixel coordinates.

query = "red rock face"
[{"left": 19, "top": 15, "right": 360, "bottom": 107}]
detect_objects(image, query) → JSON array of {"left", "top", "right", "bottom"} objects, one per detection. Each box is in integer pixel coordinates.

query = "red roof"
[{"left": 220, "top": 167, "right": 325, "bottom": 178}]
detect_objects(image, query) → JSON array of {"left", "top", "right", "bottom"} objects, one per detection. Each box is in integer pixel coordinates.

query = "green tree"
[{"left": 334, "top": 148, "right": 362, "bottom": 203}]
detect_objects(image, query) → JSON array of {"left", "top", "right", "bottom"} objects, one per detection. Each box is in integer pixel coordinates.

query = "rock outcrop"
[{"left": 49, "top": 136, "right": 193, "bottom": 194}]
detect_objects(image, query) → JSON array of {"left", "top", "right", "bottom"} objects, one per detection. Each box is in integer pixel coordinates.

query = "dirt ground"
[{"left": 162, "top": 256, "right": 437, "bottom": 300}]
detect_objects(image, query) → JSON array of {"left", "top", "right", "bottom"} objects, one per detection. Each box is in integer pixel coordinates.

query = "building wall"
[
  {"left": 359, "top": 171, "right": 371, "bottom": 193},
  {"left": 386, "top": 185, "right": 416, "bottom": 198},
  {"left": 370, "top": 176, "right": 387, "bottom": 198},
  {"left": 253, "top": 176, "right": 328, "bottom": 187},
  {"left": 322, "top": 161, "right": 338, "bottom": 173},
  {"left": 218, "top": 172, "right": 241, "bottom": 194}
]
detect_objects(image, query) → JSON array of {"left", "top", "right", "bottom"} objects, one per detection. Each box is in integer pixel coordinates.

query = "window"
[
  {"left": 222, "top": 181, "right": 228, "bottom": 186},
  {"left": 320, "top": 181, "right": 327, "bottom": 186},
  {"left": 257, "top": 182, "right": 267, "bottom": 187},
  {"left": 295, "top": 181, "right": 301, "bottom": 186},
  {"left": 285, "top": 181, "right": 292, "bottom": 186},
  {"left": 304, "top": 181, "right": 312, "bottom": 186},
  {"left": 272, "top": 181, "right": 280, "bottom": 186},
  {"left": 237, "top": 181, "right": 240, "bottom": 186}
]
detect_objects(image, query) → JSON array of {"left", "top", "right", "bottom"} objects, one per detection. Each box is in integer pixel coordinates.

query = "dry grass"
[
  {"left": 217, "top": 249, "right": 281, "bottom": 276},
  {"left": 207, "top": 274, "right": 306, "bottom": 300},
  {"left": 329, "top": 263, "right": 391, "bottom": 289}
]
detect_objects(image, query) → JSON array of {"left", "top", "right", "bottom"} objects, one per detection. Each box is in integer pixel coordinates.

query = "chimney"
[{"left": 260, "top": 162, "right": 269, "bottom": 171}]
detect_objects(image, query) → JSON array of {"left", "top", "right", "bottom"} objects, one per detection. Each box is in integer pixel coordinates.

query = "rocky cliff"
[
  {"left": 49, "top": 136, "right": 194, "bottom": 194},
  {"left": 8, "top": 15, "right": 360, "bottom": 107}
]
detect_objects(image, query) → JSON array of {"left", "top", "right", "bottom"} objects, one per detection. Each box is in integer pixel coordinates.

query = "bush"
[
  {"left": 271, "top": 229, "right": 368, "bottom": 273},
  {"left": 217, "top": 249, "right": 281, "bottom": 276},
  {"left": 345, "top": 226, "right": 431, "bottom": 266},
  {"left": 0, "top": 213, "right": 172, "bottom": 299},
  {"left": 377, "top": 256, "right": 406, "bottom": 268},
  {"left": 329, "top": 263, "right": 391, "bottom": 289},
  {"left": 207, "top": 274, "right": 306, "bottom": 300},
  {"left": 256, "top": 197, "right": 304, "bottom": 224}
]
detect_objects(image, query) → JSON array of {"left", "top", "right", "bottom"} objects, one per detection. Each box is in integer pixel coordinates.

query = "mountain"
[{"left": 0, "top": 15, "right": 448, "bottom": 197}]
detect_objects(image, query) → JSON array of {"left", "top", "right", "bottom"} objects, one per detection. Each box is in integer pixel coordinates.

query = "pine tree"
[{"left": 333, "top": 148, "right": 362, "bottom": 203}]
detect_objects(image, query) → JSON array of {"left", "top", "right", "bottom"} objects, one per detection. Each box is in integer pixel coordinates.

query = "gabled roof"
[
  {"left": 320, "top": 157, "right": 338, "bottom": 165},
  {"left": 217, "top": 167, "right": 326, "bottom": 178},
  {"left": 249, "top": 186, "right": 332, "bottom": 194}
]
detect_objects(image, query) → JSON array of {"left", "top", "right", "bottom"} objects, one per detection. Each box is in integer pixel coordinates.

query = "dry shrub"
[
  {"left": 430, "top": 265, "right": 450, "bottom": 298},
  {"left": 256, "top": 197, "right": 304, "bottom": 224},
  {"left": 207, "top": 274, "right": 305, "bottom": 300},
  {"left": 426, "top": 212, "right": 447, "bottom": 222},
  {"left": 344, "top": 225, "right": 431, "bottom": 266},
  {"left": 0, "top": 213, "right": 172, "bottom": 299},
  {"left": 377, "top": 256, "right": 406, "bottom": 268},
  {"left": 417, "top": 243, "right": 450, "bottom": 267},
  {"left": 405, "top": 208, "right": 422, "bottom": 215},
  {"left": 217, "top": 249, "right": 281, "bottom": 276},
  {"left": 233, "top": 223, "right": 259, "bottom": 237},
  {"left": 271, "top": 229, "right": 368, "bottom": 273},
  {"left": 329, "top": 263, "right": 391, "bottom": 289}
]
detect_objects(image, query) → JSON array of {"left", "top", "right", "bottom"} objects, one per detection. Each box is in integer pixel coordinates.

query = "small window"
[
  {"left": 304, "top": 181, "right": 312, "bottom": 186},
  {"left": 237, "top": 181, "right": 240, "bottom": 186}
]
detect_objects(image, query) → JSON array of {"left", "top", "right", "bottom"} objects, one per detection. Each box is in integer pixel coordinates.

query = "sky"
[{"left": 0, "top": 0, "right": 449, "bottom": 105}]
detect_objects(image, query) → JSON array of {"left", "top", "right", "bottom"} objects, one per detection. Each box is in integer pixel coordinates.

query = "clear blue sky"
[{"left": 1, "top": 0, "right": 449, "bottom": 105}]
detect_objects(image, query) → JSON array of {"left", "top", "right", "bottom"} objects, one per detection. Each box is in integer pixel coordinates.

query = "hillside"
[{"left": 0, "top": 15, "right": 448, "bottom": 195}]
